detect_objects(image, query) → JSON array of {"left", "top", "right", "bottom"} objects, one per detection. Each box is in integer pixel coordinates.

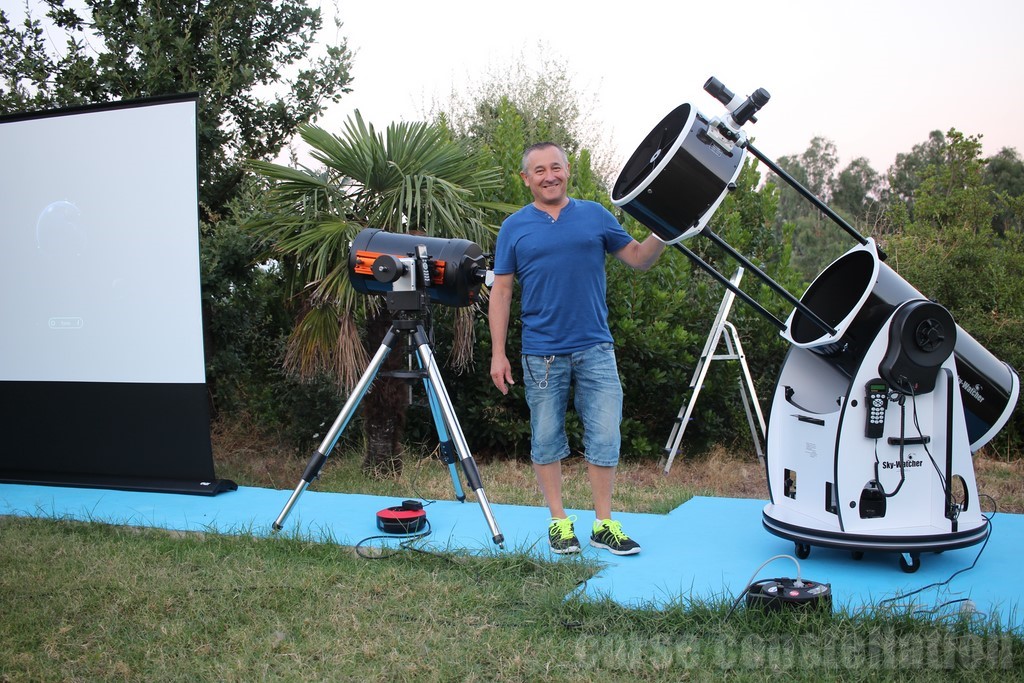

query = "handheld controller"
[{"left": 865, "top": 379, "right": 888, "bottom": 439}]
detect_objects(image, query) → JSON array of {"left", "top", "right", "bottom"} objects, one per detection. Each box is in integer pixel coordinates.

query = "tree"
[
  {"left": 770, "top": 153, "right": 810, "bottom": 227},
  {"left": 249, "top": 113, "right": 512, "bottom": 475},
  {"left": 406, "top": 55, "right": 621, "bottom": 457},
  {"left": 606, "top": 158, "right": 790, "bottom": 456},
  {"left": 910, "top": 130, "right": 994, "bottom": 233},
  {"left": 800, "top": 136, "right": 840, "bottom": 201},
  {"left": 831, "top": 156, "right": 882, "bottom": 226},
  {"left": 769, "top": 137, "right": 851, "bottom": 280},
  {"left": 435, "top": 46, "right": 618, "bottom": 194},
  {"left": 984, "top": 147, "right": 1024, "bottom": 234},
  {"left": 884, "top": 130, "right": 947, "bottom": 220},
  {"left": 0, "top": 0, "right": 353, "bottom": 218},
  {"left": 883, "top": 129, "right": 1024, "bottom": 452}
]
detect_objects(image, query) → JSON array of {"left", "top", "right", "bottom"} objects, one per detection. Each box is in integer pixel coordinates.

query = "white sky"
[{"left": 321, "top": 0, "right": 1024, "bottom": 176}]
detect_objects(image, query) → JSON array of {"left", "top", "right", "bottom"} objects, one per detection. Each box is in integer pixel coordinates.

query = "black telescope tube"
[{"left": 746, "top": 143, "right": 878, "bottom": 255}]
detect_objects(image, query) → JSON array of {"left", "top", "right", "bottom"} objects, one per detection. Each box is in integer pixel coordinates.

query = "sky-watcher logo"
[{"left": 959, "top": 377, "right": 985, "bottom": 403}]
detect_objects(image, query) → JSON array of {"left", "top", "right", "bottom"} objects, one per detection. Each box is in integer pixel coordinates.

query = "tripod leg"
[
  {"left": 422, "top": 379, "right": 466, "bottom": 501},
  {"left": 272, "top": 328, "right": 398, "bottom": 531},
  {"left": 413, "top": 326, "right": 504, "bottom": 547}
]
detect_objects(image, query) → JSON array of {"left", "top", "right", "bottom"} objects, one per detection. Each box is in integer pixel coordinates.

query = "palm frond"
[
  {"left": 449, "top": 306, "right": 476, "bottom": 371},
  {"left": 250, "top": 110, "right": 511, "bottom": 386},
  {"left": 283, "top": 304, "right": 344, "bottom": 380},
  {"left": 335, "top": 313, "right": 369, "bottom": 390}
]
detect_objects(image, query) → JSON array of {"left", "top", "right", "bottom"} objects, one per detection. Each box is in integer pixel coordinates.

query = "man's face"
[{"left": 521, "top": 147, "right": 570, "bottom": 207}]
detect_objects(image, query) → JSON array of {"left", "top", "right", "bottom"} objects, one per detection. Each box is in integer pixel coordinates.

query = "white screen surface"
[{"left": 0, "top": 98, "right": 205, "bottom": 384}]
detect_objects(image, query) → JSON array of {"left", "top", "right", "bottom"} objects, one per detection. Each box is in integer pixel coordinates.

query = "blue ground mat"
[{"left": 2, "top": 483, "right": 1021, "bottom": 631}]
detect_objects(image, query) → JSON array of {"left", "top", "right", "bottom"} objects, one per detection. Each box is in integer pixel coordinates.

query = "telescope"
[
  {"left": 348, "top": 228, "right": 492, "bottom": 309},
  {"left": 612, "top": 77, "right": 1018, "bottom": 573},
  {"left": 271, "top": 228, "right": 505, "bottom": 547}
]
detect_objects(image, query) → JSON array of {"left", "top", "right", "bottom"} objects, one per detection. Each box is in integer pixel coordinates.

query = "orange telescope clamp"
[{"left": 352, "top": 249, "right": 448, "bottom": 285}]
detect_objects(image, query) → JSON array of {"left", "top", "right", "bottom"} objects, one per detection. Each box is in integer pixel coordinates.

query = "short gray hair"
[{"left": 521, "top": 142, "right": 568, "bottom": 174}]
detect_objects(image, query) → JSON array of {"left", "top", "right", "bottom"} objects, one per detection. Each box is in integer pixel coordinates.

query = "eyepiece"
[
  {"left": 731, "top": 88, "right": 771, "bottom": 126},
  {"left": 705, "top": 77, "right": 770, "bottom": 126},
  {"left": 704, "top": 77, "right": 735, "bottom": 107}
]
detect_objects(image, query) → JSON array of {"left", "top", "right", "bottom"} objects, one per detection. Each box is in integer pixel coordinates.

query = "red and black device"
[
  {"left": 745, "top": 577, "right": 832, "bottom": 612},
  {"left": 376, "top": 500, "right": 428, "bottom": 534}
]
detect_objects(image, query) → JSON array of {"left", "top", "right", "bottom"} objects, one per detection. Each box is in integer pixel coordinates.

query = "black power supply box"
[{"left": 745, "top": 577, "right": 832, "bottom": 612}]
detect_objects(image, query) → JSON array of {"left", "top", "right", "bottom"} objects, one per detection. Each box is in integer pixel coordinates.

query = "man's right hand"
[
  {"left": 487, "top": 273, "right": 516, "bottom": 395},
  {"left": 490, "top": 355, "right": 515, "bottom": 395}
]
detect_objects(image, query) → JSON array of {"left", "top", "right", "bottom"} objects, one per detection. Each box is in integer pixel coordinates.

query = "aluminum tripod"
[{"left": 272, "top": 301, "right": 504, "bottom": 547}]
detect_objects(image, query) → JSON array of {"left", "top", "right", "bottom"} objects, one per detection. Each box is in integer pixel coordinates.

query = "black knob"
[
  {"left": 915, "top": 318, "right": 946, "bottom": 352},
  {"left": 372, "top": 254, "right": 406, "bottom": 283}
]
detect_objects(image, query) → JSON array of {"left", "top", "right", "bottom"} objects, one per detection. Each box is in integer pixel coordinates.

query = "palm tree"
[{"left": 249, "top": 111, "right": 511, "bottom": 476}]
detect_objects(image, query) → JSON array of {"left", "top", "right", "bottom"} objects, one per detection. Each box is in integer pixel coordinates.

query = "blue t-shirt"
[{"left": 494, "top": 198, "right": 633, "bottom": 355}]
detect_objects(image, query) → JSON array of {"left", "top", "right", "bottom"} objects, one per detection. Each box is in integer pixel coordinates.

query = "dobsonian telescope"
[
  {"left": 611, "top": 77, "right": 1018, "bottom": 573},
  {"left": 272, "top": 228, "right": 505, "bottom": 547}
]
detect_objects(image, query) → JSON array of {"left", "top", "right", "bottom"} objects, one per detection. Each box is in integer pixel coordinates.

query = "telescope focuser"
[{"left": 703, "top": 76, "right": 770, "bottom": 147}]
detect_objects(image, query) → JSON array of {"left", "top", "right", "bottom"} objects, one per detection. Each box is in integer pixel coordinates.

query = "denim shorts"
[{"left": 521, "top": 342, "right": 623, "bottom": 467}]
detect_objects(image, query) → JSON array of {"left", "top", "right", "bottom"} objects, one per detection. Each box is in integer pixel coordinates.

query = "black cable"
[
  {"left": 878, "top": 497, "right": 997, "bottom": 608},
  {"left": 912, "top": 597, "right": 987, "bottom": 619},
  {"left": 874, "top": 382, "right": 953, "bottom": 501},
  {"left": 907, "top": 385, "right": 951, "bottom": 499},
  {"left": 868, "top": 376, "right": 995, "bottom": 613},
  {"left": 351, "top": 443, "right": 442, "bottom": 562},
  {"left": 354, "top": 520, "right": 434, "bottom": 560},
  {"left": 873, "top": 390, "right": 907, "bottom": 498},
  {"left": 405, "top": 451, "right": 441, "bottom": 510}
]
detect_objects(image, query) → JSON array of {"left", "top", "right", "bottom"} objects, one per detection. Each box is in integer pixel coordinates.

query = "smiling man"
[{"left": 488, "top": 141, "right": 666, "bottom": 555}]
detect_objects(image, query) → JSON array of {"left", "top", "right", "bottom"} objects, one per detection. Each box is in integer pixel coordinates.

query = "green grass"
[
  {"left": 3, "top": 444, "right": 1022, "bottom": 681},
  {"left": 2, "top": 516, "right": 1021, "bottom": 682}
]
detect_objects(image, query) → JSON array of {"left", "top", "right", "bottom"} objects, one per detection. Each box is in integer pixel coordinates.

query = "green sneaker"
[
  {"left": 590, "top": 519, "right": 641, "bottom": 556},
  {"left": 548, "top": 516, "right": 581, "bottom": 554}
]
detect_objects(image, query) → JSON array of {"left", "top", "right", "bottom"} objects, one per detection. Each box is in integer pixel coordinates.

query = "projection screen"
[{"left": 0, "top": 95, "right": 235, "bottom": 495}]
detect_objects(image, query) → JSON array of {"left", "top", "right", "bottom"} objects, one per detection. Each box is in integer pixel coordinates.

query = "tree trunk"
[{"left": 360, "top": 308, "right": 408, "bottom": 478}]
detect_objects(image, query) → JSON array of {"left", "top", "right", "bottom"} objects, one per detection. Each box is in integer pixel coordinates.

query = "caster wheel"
[
  {"left": 795, "top": 543, "right": 811, "bottom": 559},
  {"left": 851, "top": 551, "right": 864, "bottom": 561},
  {"left": 899, "top": 553, "right": 921, "bottom": 573}
]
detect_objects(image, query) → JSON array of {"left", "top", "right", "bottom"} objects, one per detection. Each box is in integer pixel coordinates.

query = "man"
[{"left": 489, "top": 142, "right": 666, "bottom": 555}]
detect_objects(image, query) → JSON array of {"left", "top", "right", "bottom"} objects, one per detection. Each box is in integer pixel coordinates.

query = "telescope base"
[{"left": 762, "top": 504, "right": 989, "bottom": 573}]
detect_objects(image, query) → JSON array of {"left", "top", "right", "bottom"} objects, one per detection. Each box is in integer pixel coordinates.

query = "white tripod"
[{"left": 662, "top": 267, "right": 766, "bottom": 474}]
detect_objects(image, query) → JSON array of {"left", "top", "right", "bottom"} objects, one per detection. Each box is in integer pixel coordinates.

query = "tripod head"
[{"left": 368, "top": 245, "right": 435, "bottom": 316}]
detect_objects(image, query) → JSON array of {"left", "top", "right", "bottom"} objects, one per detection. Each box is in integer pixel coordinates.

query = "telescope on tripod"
[
  {"left": 272, "top": 228, "right": 505, "bottom": 547},
  {"left": 611, "top": 77, "right": 1019, "bottom": 573}
]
